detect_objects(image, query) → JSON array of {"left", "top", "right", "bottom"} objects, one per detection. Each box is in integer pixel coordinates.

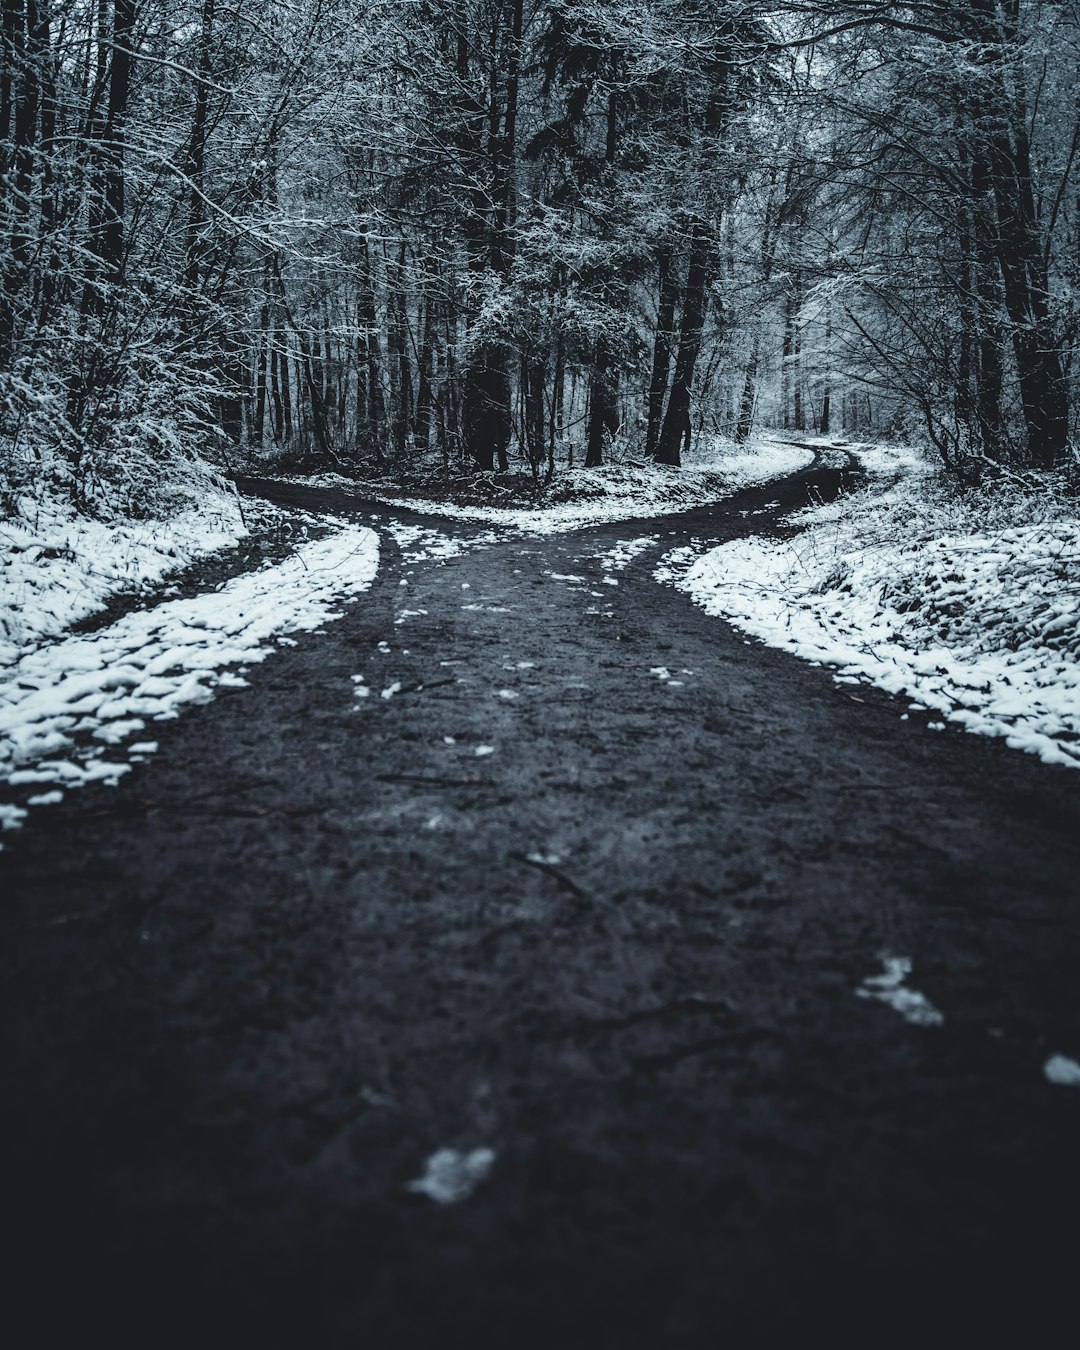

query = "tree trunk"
[
  {"left": 656, "top": 219, "right": 711, "bottom": 467},
  {"left": 646, "top": 246, "right": 678, "bottom": 458},
  {"left": 522, "top": 349, "right": 545, "bottom": 473},
  {"left": 462, "top": 0, "right": 519, "bottom": 471},
  {"left": 184, "top": 0, "right": 214, "bottom": 301},
  {"left": 0, "top": 0, "right": 17, "bottom": 175},
  {"left": 254, "top": 301, "right": 269, "bottom": 448},
  {"left": 298, "top": 332, "right": 331, "bottom": 456},
  {"left": 972, "top": 0, "right": 1067, "bottom": 467},
  {"left": 791, "top": 269, "right": 804, "bottom": 432},
  {"left": 462, "top": 352, "right": 511, "bottom": 473},
  {"left": 386, "top": 249, "right": 412, "bottom": 461},
  {"left": 101, "top": 0, "right": 133, "bottom": 278},
  {"left": 414, "top": 296, "right": 435, "bottom": 456},
  {"left": 357, "top": 240, "right": 385, "bottom": 460},
  {"left": 548, "top": 328, "right": 564, "bottom": 483},
  {"left": 734, "top": 334, "right": 759, "bottom": 444},
  {"left": 781, "top": 285, "right": 794, "bottom": 430},
  {"left": 9, "top": 0, "right": 38, "bottom": 270},
  {"left": 585, "top": 356, "right": 616, "bottom": 468},
  {"left": 275, "top": 333, "right": 292, "bottom": 441}
]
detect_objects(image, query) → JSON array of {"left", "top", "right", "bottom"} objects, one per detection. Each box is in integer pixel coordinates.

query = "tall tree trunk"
[
  {"left": 10, "top": 0, "right": 38, "bottom": 276},
  {"left": 219, "top": 330, "right": 243, "bottom": 444},
  {"left": 792, "top": 271, "right": 805, "bottom": 432},
  {"left": 184, "top": 0, "right": 214, "bottom": 301},
  {"left": 101, "top": 0, "right": 133, "bottom": 278},
  {"left": 33, "top": 0, "right": 60, "bottom": 333},
  {"left": 0, "top": 0, "right": 17, "bottom": 175},
  {"left": 386, "top": 246, "right": 412, "bottom": 460},
  {"left": 972, "top": 0, "right": 1067, "bottom": 467},
  {"left": 547, "top": 326, "right": 564, "bottom": 483},
  {"left": 656, "top": 218, "right": 711, "bottom": 466},
  {"left": 76, "top": 0, "right": 111, "bottom": 328},
  {"left": 646, "top": 246, "right": 678, "bottom": 458},
  {"left": 781, "top": 285, "right": 794, "bottom": 431},
  {"left": 522, "top": 348, "right": 545, "bottom": 472},
  {"left": 585, "top": 354, "right": 616, "bottom": 468},
  {"left": 819, "top": 298, "right": 831, "bottom": 435},
  {"left": 273, "top": 331, "right": 292, "bottom": 441},
  {"left": 444, "top": 313, "right": 461, "bottom": 463},
  {"left": 414, "top": 295, "right": 435, "bottom": 456},
  {"left": 734, "top": 333, "right": 759, "bottom": 444},
  {"left": 357, "top": 242, "right": 385, "bottom": 461},
  {"left": 974, "top": 245, "right": 1006, "bottom": 459},
  {"left": 254, "top": 300, "right": 269, "bottom": 448},
  {"left": 1, "top": 0, "right": 32, "bottom": 362},
  {"left": 461, "top": 0, "right": 519, "bottom": 471},
  {"left": 463, "top": 353, "right": 511, "bottom": 472}
]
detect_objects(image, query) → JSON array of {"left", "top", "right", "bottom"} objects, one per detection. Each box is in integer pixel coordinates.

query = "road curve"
[{"left": 3, "top": 458, "right": 1079, "bottom": 1348}]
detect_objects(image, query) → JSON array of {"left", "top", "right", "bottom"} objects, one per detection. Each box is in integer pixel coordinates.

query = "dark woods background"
[{"left": 2, "top": 1, "right": 1078, "bottom": 514}]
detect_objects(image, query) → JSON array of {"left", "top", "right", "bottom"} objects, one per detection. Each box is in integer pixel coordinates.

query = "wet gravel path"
[{"left": 3, "top": 460, "right": 1079, "bottom": 1348}]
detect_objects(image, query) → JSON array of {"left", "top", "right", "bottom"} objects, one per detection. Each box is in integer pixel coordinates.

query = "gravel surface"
[{"left": 3, "top": 457, "right": 1079, "bottom": 1349}]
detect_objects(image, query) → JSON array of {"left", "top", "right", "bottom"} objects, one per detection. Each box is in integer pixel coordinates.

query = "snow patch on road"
[
  {"left": 856, "top": 956, "right": 944, "bottom": 1027},
  {"left": 386, "top": 521, "right": 505, "bottom": 562},
  {"left": 653, "top": 544, "right": 700, "bottom": 586},
  {"left": 1043, "top": 1054, "right": 1080, "bottom": 1086},
  {"left": 0, "top": 527, "right": 379, "bottom": 830},
  {"left": 405, "top": 1147, "right": 496, "bottom": 1205},
  {"left": 1, "top": 802, "right": 28, "bottom": 832},
  {"left": 592, "top": 537, "right": 656, "bottom": 572}
]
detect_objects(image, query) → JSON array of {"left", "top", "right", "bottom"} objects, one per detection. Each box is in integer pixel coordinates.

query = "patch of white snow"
[
  {"left": 0, "top": 526, "right": 379, "bottom": 824},
  {"left": 1043, "top": 1054, "right": 1080, "bottom": 1087},
  {"left": 405, "top": 1147, "right": 496, "bottom": 1205},
  {"left": 855, "top": 956, "right": 944, "bottom": 1027}
]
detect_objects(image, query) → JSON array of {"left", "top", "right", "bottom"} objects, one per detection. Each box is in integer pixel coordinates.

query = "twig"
[{"left": 510, "top": 850, "right": 592, "bottom": 904}]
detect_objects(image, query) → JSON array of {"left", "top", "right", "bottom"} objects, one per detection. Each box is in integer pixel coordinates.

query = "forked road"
[{"left": 3, "top": 459, "right": 1079, "bottom": 1348}]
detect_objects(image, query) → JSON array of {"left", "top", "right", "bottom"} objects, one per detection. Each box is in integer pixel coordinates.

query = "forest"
[
  {"left": 6, "top": 6, "right": 1080, "bottom": 1343},
  {"left": 1, "top": 0, "right": 1078, "bottom": 513}
]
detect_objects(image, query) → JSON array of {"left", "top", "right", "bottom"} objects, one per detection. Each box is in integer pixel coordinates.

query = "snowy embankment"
[
  {"left": 1, "top": 487, "right": 249, "bottom": 665},
  {"left": 303, "top": 437, "right": 814, "bottom": 532},
  {"left": 0, "top": 525, "right": 379, "bottom": 841},
  {"left": 663, "top": 443, "right": 1080, "bottom": 769}
]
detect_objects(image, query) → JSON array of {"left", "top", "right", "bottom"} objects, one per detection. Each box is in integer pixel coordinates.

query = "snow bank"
[
  {"left": 0, "top": 526, "right": 379, "bottom": 831},
  {"left": 298, "top": 437, "right": 814, "bottom": 533},
  {"left": 665, "top": 448, "right": 1080, "bottom": 769},
  {"left": 0, "top": 486, "right": 247, "bottom": 664}
]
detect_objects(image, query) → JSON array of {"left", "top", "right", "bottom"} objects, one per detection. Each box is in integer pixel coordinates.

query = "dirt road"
[{"left": 3, "top": 460, "right": 1079, "bottom": 1347}]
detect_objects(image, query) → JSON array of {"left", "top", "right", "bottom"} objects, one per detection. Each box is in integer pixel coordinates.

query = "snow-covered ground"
[
  {"left": 299, "top": 437, "right": 815, "bottom": 533},
  {"left": 664, "top": 443, "right": 1080, "bottom": 769},
  {"left": 0, "top": 525, "right": 379, "bottom": 841},
  {"left": 1, "top": 485, "right": 250, "bottom": 665}
]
